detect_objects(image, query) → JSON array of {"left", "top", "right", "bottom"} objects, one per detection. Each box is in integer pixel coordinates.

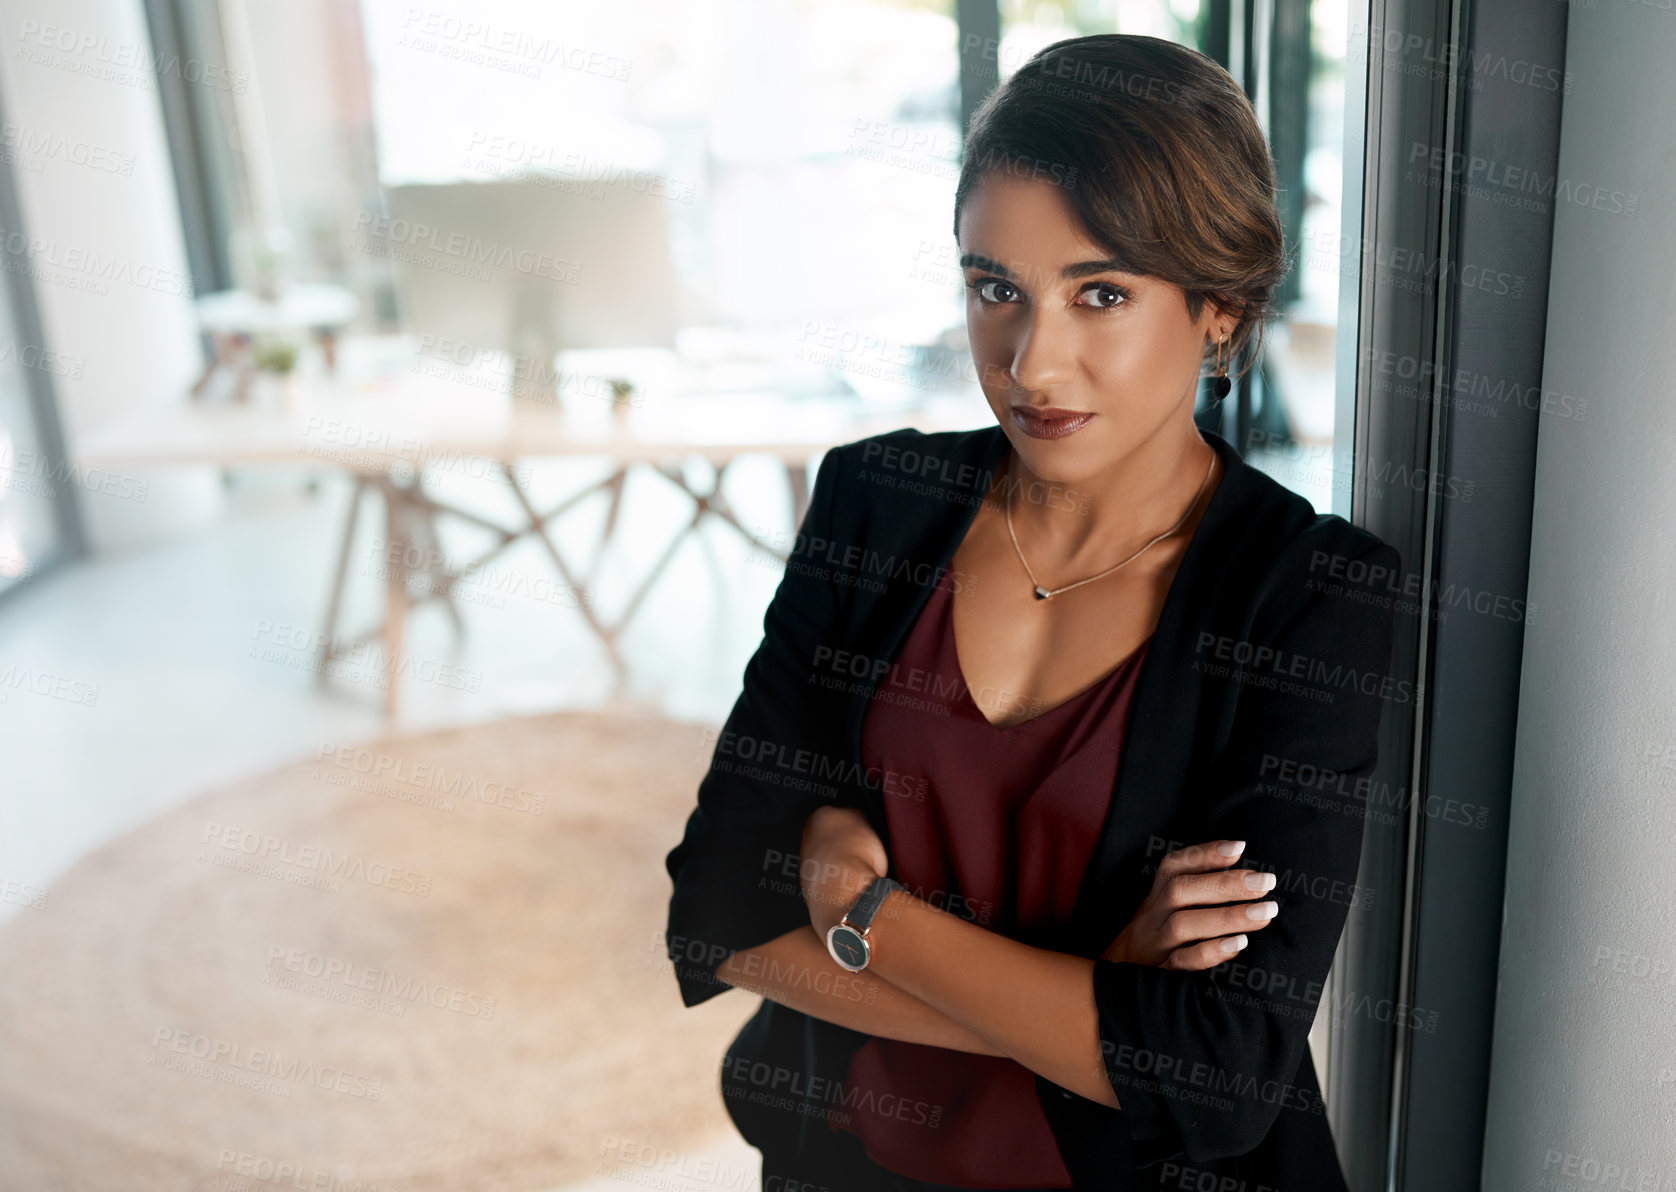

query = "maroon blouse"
[{"left": 827, "top": 580, "right": 1151, "bottom": 1189}]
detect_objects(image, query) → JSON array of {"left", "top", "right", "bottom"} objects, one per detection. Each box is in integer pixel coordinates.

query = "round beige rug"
[{"left": 0, "top": 708, "right": 759, "bottom": 1190}]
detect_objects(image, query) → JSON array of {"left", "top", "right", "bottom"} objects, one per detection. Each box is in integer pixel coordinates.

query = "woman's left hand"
[{"left": 800, "top": 805, "right": 890, "bottom": 938}]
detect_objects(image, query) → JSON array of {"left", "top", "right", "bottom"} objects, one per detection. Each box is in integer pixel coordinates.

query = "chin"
[{"left": 1004, "top": 419, "right": 1120, "bottom": 477}]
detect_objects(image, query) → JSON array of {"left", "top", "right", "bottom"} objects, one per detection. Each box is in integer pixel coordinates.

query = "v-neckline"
[
  {"left": 945, "top": 440, "right": 1225, "bottom": 733},
  {"left": 949, "top": 589, "right": 1152, "bottom": 731}
]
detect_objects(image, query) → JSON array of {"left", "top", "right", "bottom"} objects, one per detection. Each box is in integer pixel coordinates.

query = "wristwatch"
[{"left": 825, "top": 875, "right": 904, "bottom": 972}]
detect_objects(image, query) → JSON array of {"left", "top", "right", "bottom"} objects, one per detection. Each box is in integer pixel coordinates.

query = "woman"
[{"left": 665, "top": 34, "right": 1402, "bottom": 1192}]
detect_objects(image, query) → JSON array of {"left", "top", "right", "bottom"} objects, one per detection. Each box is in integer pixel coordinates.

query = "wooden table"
[{"left": 75, "top": 358, "right": 983, "bottom": 717}]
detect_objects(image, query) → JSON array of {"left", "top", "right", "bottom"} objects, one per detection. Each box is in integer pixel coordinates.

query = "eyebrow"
[{"left": 959, "top": 252, "right": 1132, "bottom": 282}]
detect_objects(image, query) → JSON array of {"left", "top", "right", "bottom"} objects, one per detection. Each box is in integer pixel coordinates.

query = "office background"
[{"left": 0, "top": 1, "right": 1670, "bottom": 1189}]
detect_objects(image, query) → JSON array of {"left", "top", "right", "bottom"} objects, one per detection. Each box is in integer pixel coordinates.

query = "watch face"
[{"left": 827, "top": 925, "right": 869, "bottom": 972}]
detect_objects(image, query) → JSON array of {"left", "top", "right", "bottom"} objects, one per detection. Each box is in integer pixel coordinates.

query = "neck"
[{"left": 1001, "top": 418, "right": 1220, "bottom": 571}]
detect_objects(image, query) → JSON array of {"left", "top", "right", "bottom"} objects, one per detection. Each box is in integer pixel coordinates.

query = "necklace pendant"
[{"left": 1033, "top": 585, "right": 1051, "bottom": 601}]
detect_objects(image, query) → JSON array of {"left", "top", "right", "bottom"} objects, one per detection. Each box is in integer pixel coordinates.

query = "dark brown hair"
[{"left": 952, "top": 34, "right": 1288, "bottom": 379}]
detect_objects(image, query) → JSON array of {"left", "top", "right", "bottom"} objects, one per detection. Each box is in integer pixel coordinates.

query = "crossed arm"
[
  {"left": 712, "top": 815, "right": 1280, "bottom": 1105},
  {"left": 713, "top": 923, "right": 1014, "bottom": 1060},
  {"left": 715, "top": 882, "right": 1123, "bottom": 1104}
]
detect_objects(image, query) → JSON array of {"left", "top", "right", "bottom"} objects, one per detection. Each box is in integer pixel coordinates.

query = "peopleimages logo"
[
  {"left": 1192, "top": 632, "right": 1419, "bottom": 707},
  {"left": 149, "top": 1027, "right": 383, "bottom": 1100},
  {"left": 1307, "top": 548, "right": 1536, "bottom": 626},
  {"left": 313, "top": 741, "right": 546, "bottom": 815},
  {"left": 263, "top": 945, "right": 496, "bottom": 1018},
  {"left": 1102, "top": 1041, "right": 1325, "bottom": 1116},
  {"left": 698, "top": 727, "right": 926, "bottom": 803},
  {"left": 720, "top": 1055, "right": 944, "bottom": 1128},
  {"left": 349, "top": 211, "right": 581, "bottom": 283},
  {"left": 200, "top": 822, "right": 432, "bottom": 897}
]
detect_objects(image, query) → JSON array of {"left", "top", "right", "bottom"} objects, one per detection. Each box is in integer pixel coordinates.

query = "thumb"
[{"left": 861, "top": 833, "right": 889, "bottom": 879}]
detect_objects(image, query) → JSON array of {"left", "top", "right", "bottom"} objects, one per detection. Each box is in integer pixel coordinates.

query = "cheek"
[
  {"left": 963, "top": 323, "right": 1010, "bottom": 384},
  {"left": 1097, "top": 321, "right": 1187, "bottom": 382},
  {"left": 1077, "top": 338, "right": 1142, "bottom": 390}
]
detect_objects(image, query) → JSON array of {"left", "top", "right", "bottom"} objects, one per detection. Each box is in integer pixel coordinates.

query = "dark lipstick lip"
[
  {"left": 1011, "top": 405, "right": 1096, "bottom": 440},
  {"left": 1014, "top": 405, "right": 1089, "bottom": 418}
]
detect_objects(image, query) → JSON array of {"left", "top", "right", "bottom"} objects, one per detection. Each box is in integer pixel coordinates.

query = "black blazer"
[{"left": 664, "top": 422, "right": 1403, "bottom": 1191}]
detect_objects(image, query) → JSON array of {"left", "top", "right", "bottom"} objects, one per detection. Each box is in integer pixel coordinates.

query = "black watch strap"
[{"left": 842, "top": 876, "right": 903, "bottom": 932}]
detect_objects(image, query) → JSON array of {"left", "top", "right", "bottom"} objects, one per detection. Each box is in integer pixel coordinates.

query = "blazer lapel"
[
  {"left": 841, "top": 425, "right": 1010, "bottom": 862},
  {"left": 837, "top": 423, "right": 1255, "bottom": 952},
  {"left": 1066, "top": 427, "right": 1252, "bottom": 952}
]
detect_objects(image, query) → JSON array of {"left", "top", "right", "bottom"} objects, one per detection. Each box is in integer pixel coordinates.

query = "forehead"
[
  {"left": 956, "top": 172, "right": 1127, "bottom": 278},
  {"left": 959, "top": 172, "right": 1089, "bottom": 243}
]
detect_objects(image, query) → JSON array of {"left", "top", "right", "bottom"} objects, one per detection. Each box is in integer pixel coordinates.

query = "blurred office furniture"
[
  {"left": 190, "top": 284, "right": 360, "bottom": 403},
  {"left": 380, "top": 177, "right": 683, "bottom": 407},
  {"left": 73, "top": 348, "right": 981, "bottom": 718},
  {"left": 373, "top": 176, "right": 688, "bottom": 654}
]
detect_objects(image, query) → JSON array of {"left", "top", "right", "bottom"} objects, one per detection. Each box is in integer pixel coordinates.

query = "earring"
[{"left": 1212, "top": 333, "right": 1231, "bottom": 401}]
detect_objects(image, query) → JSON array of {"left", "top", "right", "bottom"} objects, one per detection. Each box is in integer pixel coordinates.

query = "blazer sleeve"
[
  {"left": 663, "top": 442, "right": 857, "bottom": 1009},
  {"left": 1092, "top": 528, "right": 1404, "bottom": 1160}
]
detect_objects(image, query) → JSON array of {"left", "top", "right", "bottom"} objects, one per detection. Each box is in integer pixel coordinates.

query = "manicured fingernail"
[
  {"left": 1217, "top": 840, "right": 1246, "bottom": 857},
  {"left": 1220, "top": 935, "right": 1249, "bottom": 953},
  {"left": 1247, "top": 901, "right": 1279, "bottom": 920},
  {"left": 1243, "top": 872, "right": 1277, "bottom": 892}
]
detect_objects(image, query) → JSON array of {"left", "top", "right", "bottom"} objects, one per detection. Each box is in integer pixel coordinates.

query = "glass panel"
[
  {"left": 0, "top": 263, "right": 66, "bottom": 595},
  {"left": 1238, "top": 0, "right": 1354, "bottom": 515}
]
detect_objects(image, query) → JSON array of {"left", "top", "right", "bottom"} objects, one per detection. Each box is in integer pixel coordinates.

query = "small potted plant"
[
  {"left": 248, "top": 335, "right": 302, "bottom": 411},
  {"left": 607, "top": 377, "right": 638, "bottom": 424}
]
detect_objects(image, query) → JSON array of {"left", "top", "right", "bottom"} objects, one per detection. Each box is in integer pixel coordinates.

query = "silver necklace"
[{"left": 1005, "top": 448, "right": 1218, "bottom": 601}]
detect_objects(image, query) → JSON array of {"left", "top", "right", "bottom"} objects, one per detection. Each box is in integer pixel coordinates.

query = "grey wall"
[{"left": 1481, "top": 3, "right": 1676, "bottom": 1189}]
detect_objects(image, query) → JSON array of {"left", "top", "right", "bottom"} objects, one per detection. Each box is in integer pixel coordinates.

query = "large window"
[
  {"left": 0, "top": 157, "right": 76, "bottom": 597},
  {"left": 201, "top": 0, "right": 1362, "bottom": 455},
  {"left": 350, "top": 1, "right": 971, "bottom": 410}
]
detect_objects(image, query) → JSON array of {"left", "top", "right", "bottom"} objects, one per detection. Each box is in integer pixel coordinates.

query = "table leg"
[
  {"left": 316, "top": 474, "right": 366, "bottom": 686},
  {"left": 190, "top": 332, "right": 235, "bottom": 400},
  {"left": 611, "top": 496, "right": 705, "bottom": 646},
  {"left": 590, "top": 465, "right": 629, "bottom": 584},
  {"left": 653, "top": 459, "right": 791, "bottom": 561},
  {"left": 380, "top": 478, "right": 409, "bottom": 719},
  {"left": 414, "top": 498, "right": 466, "bottom": 642},
  {"left": 500, "top": 461, "right": 625, "bottom": 675},
  {"left": 232, "top": 334, "right": 255, "bottom": 404},
  {"left": 188, "top": 357, "right": 217, "bottom": 401}
]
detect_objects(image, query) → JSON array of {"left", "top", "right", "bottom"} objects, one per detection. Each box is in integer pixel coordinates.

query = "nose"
[{"left": 1008, "top": 306, "right": 1075, "bottom": 394}]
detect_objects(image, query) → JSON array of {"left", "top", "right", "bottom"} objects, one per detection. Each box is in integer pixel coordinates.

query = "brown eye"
[
  {"left": 1078, "top": 282, "right": 1131, "bottom": 310},
  {"left": 967, "top": 278, "right": 1020, "bottom": 304}
]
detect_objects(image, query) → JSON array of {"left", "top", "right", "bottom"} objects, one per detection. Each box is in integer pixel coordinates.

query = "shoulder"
[
  {"left": 812, "top": 423, "right": 1003, "bottom": 521},
  {"left": 823, "top": 423, "right": 998, "bottom": 476},
  {"left": 1226, "top": 447, "right": 1394, "bottom": 555},
  {"left": 814, "top": 423, "right": 1402, "bottom": 607},
  {"left": 1221, "top": 458, "right": 1403, "bottom": 637}
]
